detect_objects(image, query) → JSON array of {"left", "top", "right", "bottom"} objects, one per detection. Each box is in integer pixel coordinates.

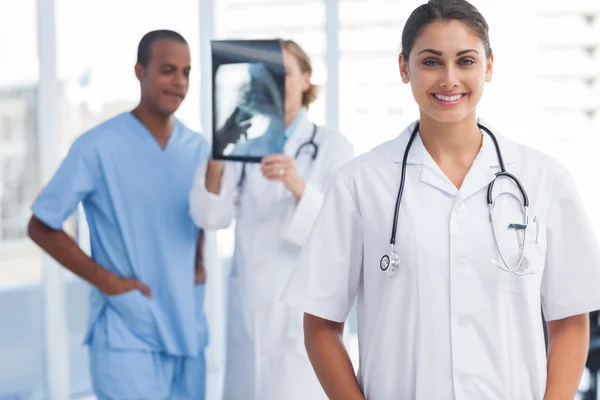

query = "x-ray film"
[{"left": 211, "top": 39, "right": 285, "bottom": 163}]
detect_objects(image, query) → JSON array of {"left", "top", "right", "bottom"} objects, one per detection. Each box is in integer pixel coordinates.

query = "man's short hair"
[{"left": 137, "top": 30, "right": 188, "bottom": 67}]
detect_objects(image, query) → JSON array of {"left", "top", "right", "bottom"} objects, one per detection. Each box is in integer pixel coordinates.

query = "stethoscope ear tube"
[
  {"left": 294, "top": 123, "right": 319, "bottom": 160},
  {"left": 487, "top": 171, "right": 529, "bottom": 207},
  {"left": 389, "top": 123, "right": 420, "bottom": 246}
]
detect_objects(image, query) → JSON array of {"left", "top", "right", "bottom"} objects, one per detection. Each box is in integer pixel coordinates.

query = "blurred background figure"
[
  {"left": 27, "top": 30, "right": 209, "bottom": 400},
  {"left": 189, "top": 39, "right": 355, "bottom": 400}
]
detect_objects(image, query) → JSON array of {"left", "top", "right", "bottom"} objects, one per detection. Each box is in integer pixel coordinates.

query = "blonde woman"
[{"left": 190, "top": 40, "right": 355, "bottom": 400}]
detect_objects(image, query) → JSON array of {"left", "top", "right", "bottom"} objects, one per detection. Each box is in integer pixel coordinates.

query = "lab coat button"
[
  {"left": 458, "top": 316, "right": 470, "bottom": 327},
  {"left": 455, "top": 203, "right": 466, "bottom": 212},
  {"left": 458, "top": 257, "right": 468, "bottom": 268}
]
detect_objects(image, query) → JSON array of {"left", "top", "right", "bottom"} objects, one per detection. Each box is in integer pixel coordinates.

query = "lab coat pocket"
[
  {"left": 106, "top": 289, "right": 161, "bottom": 348},
  {"left": 499, "top": 223, "right": 546, "bottom": 296}
]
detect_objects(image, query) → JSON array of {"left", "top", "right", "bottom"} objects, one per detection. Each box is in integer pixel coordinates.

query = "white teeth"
[{"left": 435, "top": 94, "right": 463, "bottom": 102}]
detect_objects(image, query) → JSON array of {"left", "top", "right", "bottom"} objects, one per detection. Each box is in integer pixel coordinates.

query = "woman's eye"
[
  {"left": 423, "top": 59, "right": 440, "bottom": 67},
  {"left": 459, "top": 59, "right": 475, "bottom": 66}
]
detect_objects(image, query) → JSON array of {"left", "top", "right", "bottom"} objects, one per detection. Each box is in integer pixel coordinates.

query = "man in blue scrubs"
[{"left": 27, "top": 30, "right": 209, "bottom": 399}]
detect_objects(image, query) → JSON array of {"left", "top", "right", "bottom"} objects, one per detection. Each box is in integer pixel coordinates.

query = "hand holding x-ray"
[
  {"left": 261, "top": 154, "right": 306, "bottom": 201},
  {"left": 213, "top": 107, "right": 253, "bottom": 156}
]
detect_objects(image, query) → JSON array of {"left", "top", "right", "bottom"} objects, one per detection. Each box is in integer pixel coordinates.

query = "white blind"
[{"left": 533, "top": 0, "right": 600, "bottom": 230}]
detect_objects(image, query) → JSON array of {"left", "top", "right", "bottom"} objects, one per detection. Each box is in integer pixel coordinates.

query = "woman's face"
[
  {"left": 399, "top": 19, "right": 493, "bottom": 124},
  {"left": 283, "top": 48, "right": 311, "bottom": 123}
]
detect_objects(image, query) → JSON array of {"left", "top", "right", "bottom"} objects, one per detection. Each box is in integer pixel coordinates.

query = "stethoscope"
[
  {"left": 236, "top": 123, "right": 319, "bottom": 192},
  {"left": 379, "top": 122, "right": 531, "bottom": 277},
  {"left": 295, "top": 123, "right": 319, "bottom": 160}
]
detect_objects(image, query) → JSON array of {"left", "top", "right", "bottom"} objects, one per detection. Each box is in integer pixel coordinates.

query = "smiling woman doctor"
[
  {"left": 281, "top": 1, "right": 600, "bottom": 399},
  {"left": 189, "top": 39, "right": 354, "bottom": 400}
]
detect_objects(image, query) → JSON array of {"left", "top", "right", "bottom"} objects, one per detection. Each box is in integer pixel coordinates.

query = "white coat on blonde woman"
[{"left": 189, "top": 40, "right": 355, "bottom": 400}]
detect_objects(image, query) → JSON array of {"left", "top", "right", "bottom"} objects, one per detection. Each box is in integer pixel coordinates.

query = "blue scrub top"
[{"left": 32, "top": 112, "right": 209, "bottom": 357}]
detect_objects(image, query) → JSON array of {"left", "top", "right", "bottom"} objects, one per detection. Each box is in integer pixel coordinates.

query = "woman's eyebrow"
[{"left": 416, "top": 49, "right": 479, "bottom": 56}]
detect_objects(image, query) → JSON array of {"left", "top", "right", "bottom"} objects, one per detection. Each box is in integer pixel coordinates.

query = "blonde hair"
[{"left": 280, "top": 39, "right": 320, "bottom": 108}]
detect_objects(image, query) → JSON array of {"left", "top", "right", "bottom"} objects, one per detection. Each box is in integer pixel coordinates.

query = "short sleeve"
[
  {"left": 280, "top": 174, "right": 363, "bottom": 323},
  {"left": 31, "top": 136, "right": 99, "bottom": 230},
  {"left": 541, "top": 171, "right": 600, "bottom": 321}
]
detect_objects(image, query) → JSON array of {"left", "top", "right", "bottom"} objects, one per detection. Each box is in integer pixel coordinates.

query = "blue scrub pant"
[{"left": 89, "top": 319, "right": 206, "bottom": 400}]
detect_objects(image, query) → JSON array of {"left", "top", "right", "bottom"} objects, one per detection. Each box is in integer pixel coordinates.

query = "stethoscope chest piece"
[{"left": 380, "top": 248, "right": 401, "bottom": 277}]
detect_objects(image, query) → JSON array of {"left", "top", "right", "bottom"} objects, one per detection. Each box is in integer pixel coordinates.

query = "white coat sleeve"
[
  {"left": 189, "top": 159, "right": 238, "bottom": 230},
  {"left": 280, "top": 173, "right": 363, "bottom": 323},
  {"left": 541, "top": 170, "right": 600, "bottom": 321},
  {"left": 281, "top": 138, "right": 355, "bottom": 248}
]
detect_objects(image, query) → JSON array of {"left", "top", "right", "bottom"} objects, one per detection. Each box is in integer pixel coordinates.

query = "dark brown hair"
[{"left": 401, "top": 0, "right": 492, "bottom": 60}]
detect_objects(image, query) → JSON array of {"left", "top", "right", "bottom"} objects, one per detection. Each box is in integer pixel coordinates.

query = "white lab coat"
[
  {"left": 189, "top": 115, "right": 355, "bottom": 400},
  {"left": 282, "top": 119, "right": 600, "bottom": 400}
]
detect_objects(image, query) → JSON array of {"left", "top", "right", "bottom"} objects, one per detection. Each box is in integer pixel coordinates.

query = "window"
[
  {"left": 0, "top": 88, "right": 38, "bottom": 242},
  {"left": 534, "top": 0, "right": 600, "bottom": 231},
  {"left": 0, "top": 1, "right": 46, "bottom": 398},
  {"left": 0, "top": 0, "right": 40, "bottom": 245}
]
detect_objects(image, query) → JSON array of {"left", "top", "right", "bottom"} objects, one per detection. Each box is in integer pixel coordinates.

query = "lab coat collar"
[
  {"left": 284, "top": 114, "right": 313, "bottom": 155},
  {"left": 285, "top": 109, "right": 307, "bottom": 139},
  {"left": 390, "top": 118, "right": 518, "bottom": 168},
  {"left": 390, "top": 119, "right": 519, "bottom": 198}
]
